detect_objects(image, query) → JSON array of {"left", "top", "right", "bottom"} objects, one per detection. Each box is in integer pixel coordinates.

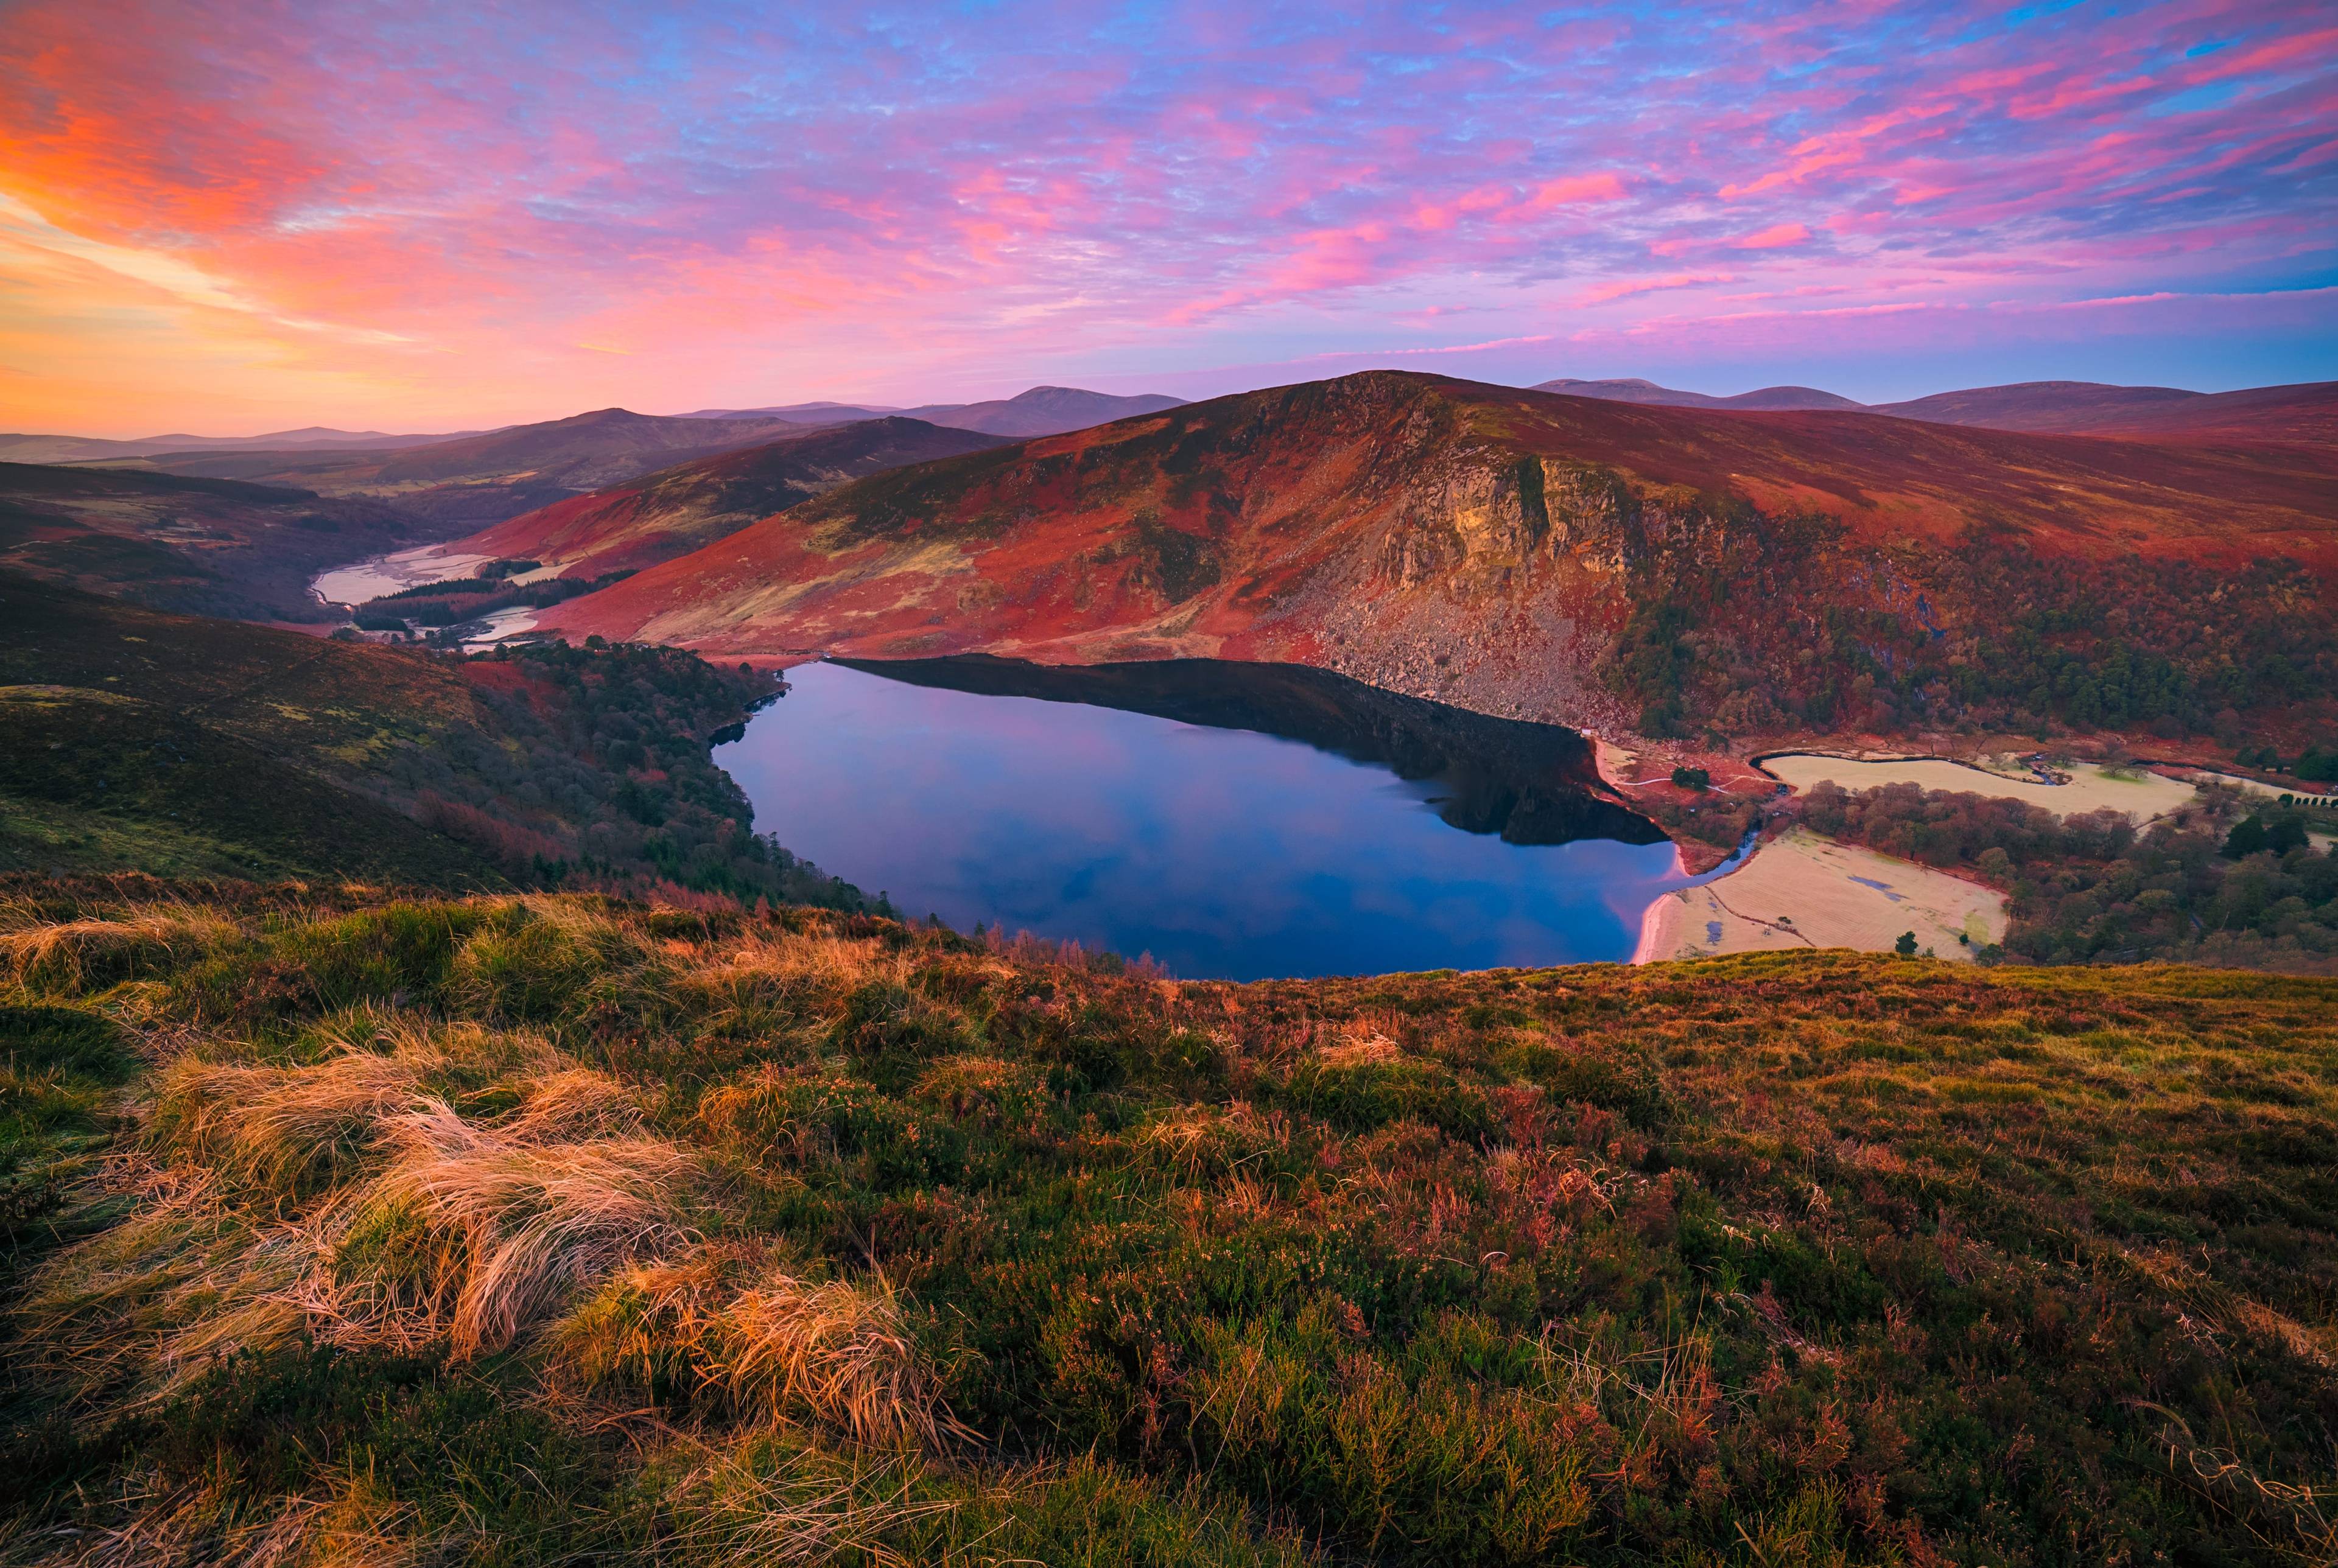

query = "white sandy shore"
[{"left": 1634, "top": 827, "right": 2006, "bottom": 964}]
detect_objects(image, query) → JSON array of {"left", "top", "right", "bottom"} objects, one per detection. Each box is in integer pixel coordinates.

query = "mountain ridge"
[
  {"left": 538, "top": 369, "right": 2337, "bottom": 743},
  {"left": 444, "top": 416, "right": 1016, "bottom": 578}
]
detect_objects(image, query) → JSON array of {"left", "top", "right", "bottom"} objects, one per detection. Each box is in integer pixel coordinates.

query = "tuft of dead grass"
[
  {"left": 1, "top": 906, "right": 240, "bottom": 995},
  {"left": 638, "top": 1429, "right": 953, "bottom": 1567},
  {"left": 309, "top": 1101, "right": 700, "bottom": 1359},
  {"left": 15, "top": 1166, "right": 305, "bottom": 1405},
  {"left": 560, "top": 1248, "right": 952, "bottom": 1451},
  {"left": 150, "top": 1040, "right": 443, "bottom": 1198},
  {"left": 12, "top": 1468, "right": 425, "bottom": 1568}
]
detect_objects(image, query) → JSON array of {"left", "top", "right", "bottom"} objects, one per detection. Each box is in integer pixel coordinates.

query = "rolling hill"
[
  {"left": 119, "top": 408, "right": 813, "bottom": 527},
  {"left": 675, "top": 387, "right": 1188, "bottom": 436},
  {"left": 540, "top": 370, "right": 2338, "bottom": 743},
  {"left": 0, "top": 570, "right": 853, "bottom": 903},
  {"left": 440, "top": 418, "right": 1013, "bottom": 578},
  {"left": 1874, "top": 379, "right": 2338, "bottom": 445},
  {"left": 0, "top": 461, "right": 458, "bottom": 621},
  {"left": 0, "top": 424, "right": 484, "bottom": 465},
  {"left": 1531, "top": 377, "right": 1864, "bottom": 411},
  {"left": 897, "top": 385, "right": 1188, "bottom": 436}
]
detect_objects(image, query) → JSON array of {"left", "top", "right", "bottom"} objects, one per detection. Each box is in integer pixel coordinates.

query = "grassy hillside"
[
  {"left": 0, "top": 461, "right": 453, "bottom": 623},
  {"left": 0, "top": 572, "right": 856, "bottom": 908},
  {"left": 541, "top": 371, "right": 2338, "bottom": 748},
  {"left": 1, "top": 883, "right": 2333, "bottom": 1564}
]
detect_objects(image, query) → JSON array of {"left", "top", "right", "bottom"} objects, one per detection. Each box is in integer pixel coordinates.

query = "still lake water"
[{"left": 715, "top": 659, "right": 1702, "bottom": 981}]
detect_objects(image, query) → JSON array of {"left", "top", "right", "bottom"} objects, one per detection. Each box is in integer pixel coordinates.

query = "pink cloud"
[
  {"left": 0, "top": 0, "right": 2327, "bottom": 433},
  {"left": 1579, "top": 271, "right": 1737, "bottom": 304},
  {"left": 1733, "top": 223, "right": 1811, "bottom": 250}
]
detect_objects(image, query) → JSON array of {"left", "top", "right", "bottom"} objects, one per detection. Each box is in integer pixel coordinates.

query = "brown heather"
[{"left": 2, "top": 878, "right": 2335, "bottom": 1566}]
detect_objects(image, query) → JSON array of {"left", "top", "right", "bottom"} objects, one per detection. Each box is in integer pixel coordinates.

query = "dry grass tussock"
[
  {"left": 303, "top": 1099, "right": 699, "bottom": 1359},
  {"left": 675, "top": 929, "right": 905, "bottom": 999},
  {"left": 16, "top": 1165, "right": 306, "bottom": 1406},
  {"left": 152, "top": 1039, "right": 444, "bottom": 1196},
  {"left": 0, "top": 904, "right": 240, "bottom": 993},
  {"left": 27, "top": 1034, "right": 698, "bottom": 1401},
  {"left": 1315, "top": 1021, "right": 1403, "bottom": 1067},
  {"left": 561, "top": 1248, "right": 952, "bottom": 1451},
  {"left": 639, "top": 1430, "right": 953, "bottom": 1568},
  {"left": 10, "top": 1469, "right": 425, "bottom": 1568}
]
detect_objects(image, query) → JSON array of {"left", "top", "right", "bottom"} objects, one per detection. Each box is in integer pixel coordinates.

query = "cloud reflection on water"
[{"left": 718, "top": 662, "right": 1694, "bottom": 980}]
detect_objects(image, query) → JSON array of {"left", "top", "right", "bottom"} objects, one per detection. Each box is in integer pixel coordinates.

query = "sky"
[{"left": 1, "top": 0, "right": 2333, "bottom": 438}]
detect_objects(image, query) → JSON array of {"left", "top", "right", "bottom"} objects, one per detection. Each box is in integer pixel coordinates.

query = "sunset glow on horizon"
[{"left": 2, "top": 0, "right": 2332, "bottom": 438}]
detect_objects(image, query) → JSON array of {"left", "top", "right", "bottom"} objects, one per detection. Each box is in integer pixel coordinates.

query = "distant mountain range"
[
  {"left": 1531, "top": 375, "right": 2338, "bottom": 443},
  {"left": 90, "top": 408, "right": 818, "bottom": 528},
  {"left": 1531, "top": 378, "right": 1864, "bottom": 411},
  {"left": 0, "top": 425, "right": 490, "bottom": 465},
  {"left": 679, "top": 386, "right": 1188, "bottom": 438}
]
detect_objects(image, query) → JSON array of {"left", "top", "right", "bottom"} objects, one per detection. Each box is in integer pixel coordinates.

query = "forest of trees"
[
  {"left": 1798, "top": 779, "right": 2338, "bottom": 970},
  {"left": 1610, "top": 523, "right": 2337, "bottom": 746},
  {"left": 382, "top": 640, "right": 871, "bottom": 912}
]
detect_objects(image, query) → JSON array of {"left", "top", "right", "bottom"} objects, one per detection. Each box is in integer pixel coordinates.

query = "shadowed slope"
[
  {"left": 447, "top": 418, "right": 1014, "bottom": 578},
  {"left": 0, "top": 461, "right": 457, "bottom": 621},
  {"left": 125, "top": 408, "right": 816, "bottom": 528}
]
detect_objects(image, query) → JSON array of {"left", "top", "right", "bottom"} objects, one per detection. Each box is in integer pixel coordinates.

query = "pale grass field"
[{"left": 1759, "top": 753, "right": 2201, "bottom": 821}]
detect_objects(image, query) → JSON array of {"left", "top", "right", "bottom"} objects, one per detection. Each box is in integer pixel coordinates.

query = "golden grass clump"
[
  {"left": 665, "top": 930, "right": 907, "bottom": 1044},
  {"left": 315, "top": 1101, "right": 700, "bottom": 1359},
  {"left": 561, "top": 1250, "right": 950, "bottom": 1451},
  {"left": 641, "top": 1431, "right": 952, "bottom": 1567},
  {"left": 15, "top": 1169, "right": 305, "bottom": 1405},
  {"left": 16, "top": 1468, "right": 425, "bottom": 1568},
  {"left": 1, "top": 905, "right": 240, "bottom": 994},
  {"left": 507, "top": 1066, "right": 647, "bottom": 1143},
  {"left": 150, "top": 1039, "right": 444, "bottom": 1195}
]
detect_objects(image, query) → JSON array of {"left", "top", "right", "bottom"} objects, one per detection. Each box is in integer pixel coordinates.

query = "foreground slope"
[
  {"left": 3, "top": 883, "right": 2333, "bottom": 1564},
  {"left": 443, "top": 418, "right": 1013, "bottom": 578},
  {"left": 544, "top": 370, "right": 2338, "bottom": 740}
]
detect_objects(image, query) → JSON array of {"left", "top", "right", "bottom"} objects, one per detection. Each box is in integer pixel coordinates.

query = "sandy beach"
[{"left": 1635, "top": 827, "right": 2006, "bottom": 963}]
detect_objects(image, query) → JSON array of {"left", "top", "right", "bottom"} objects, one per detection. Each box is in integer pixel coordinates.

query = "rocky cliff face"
[{"left": 540, "top": 371, "right": 2338, "bottom": 742}]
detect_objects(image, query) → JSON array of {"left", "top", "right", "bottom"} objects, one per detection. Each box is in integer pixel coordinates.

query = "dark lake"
[{"left": 715, "top": 655, "right": 1701, "bottom": 980}]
